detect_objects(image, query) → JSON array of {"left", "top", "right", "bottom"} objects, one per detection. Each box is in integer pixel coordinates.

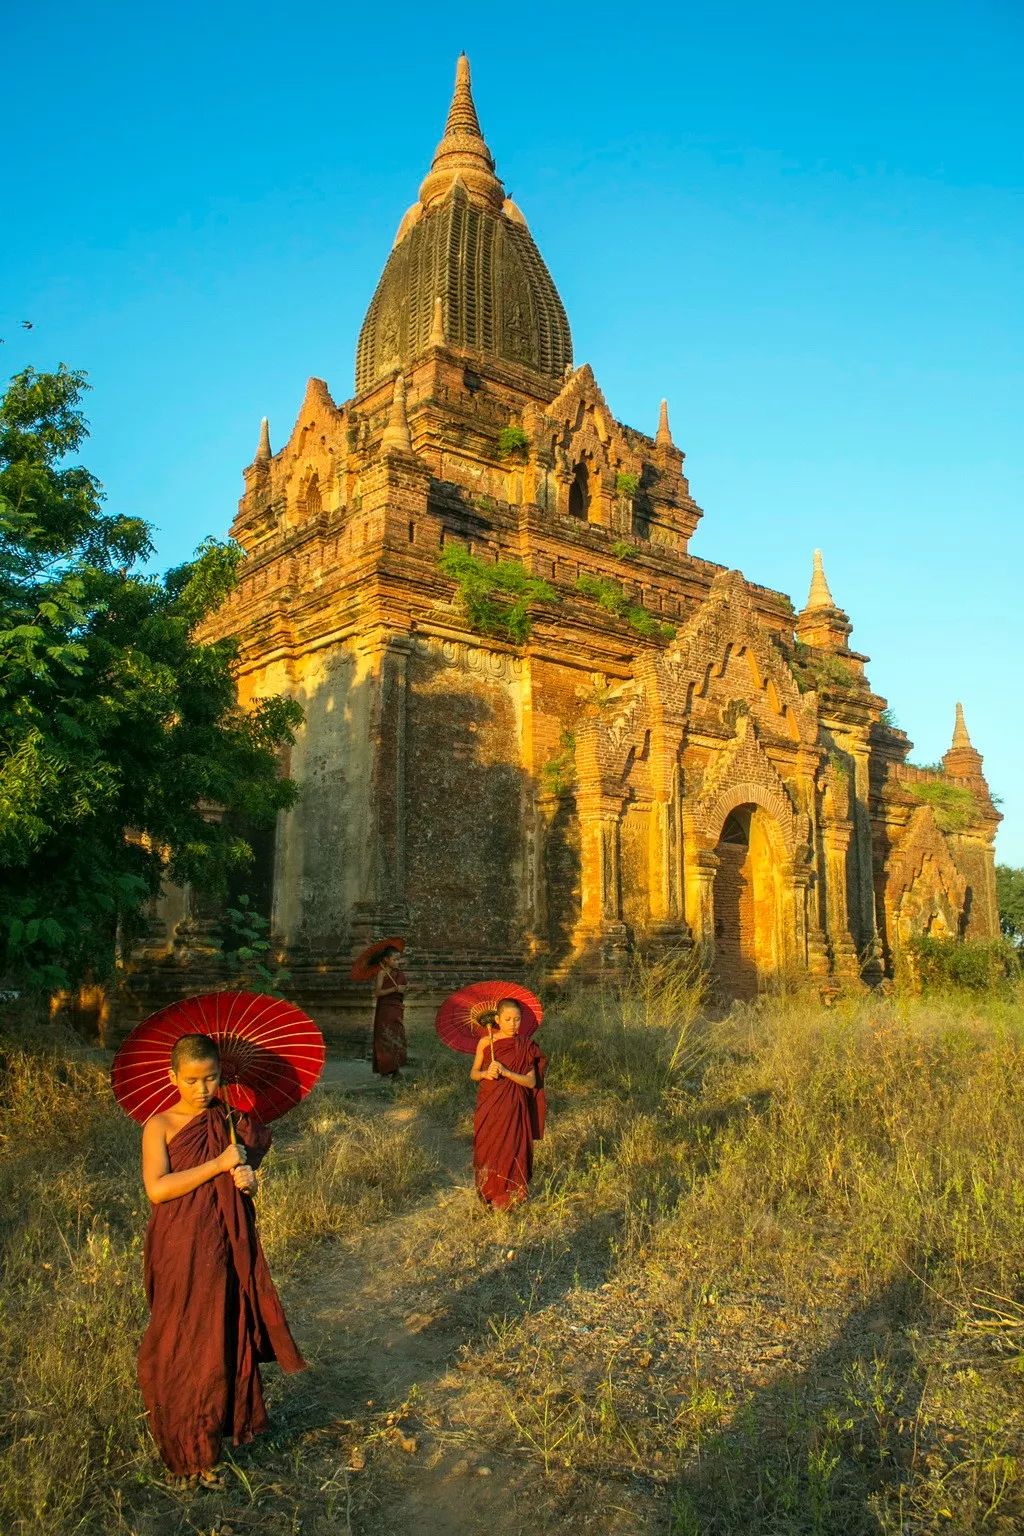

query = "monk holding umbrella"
[
  {"left": 350, "top": 936, "right": 411, "bottom": 1077},
  {"left": 111, "top": 991, "right": 325, "bottom": 1484},
  {"left": 436, "top": 980, "right": 547, "bottom": 1209}
]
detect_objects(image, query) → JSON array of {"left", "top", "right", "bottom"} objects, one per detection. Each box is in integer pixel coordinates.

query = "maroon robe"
[
  {"left": 138, "top": 1105, "right": 305, "bottom": 1475},
  {"left": 372, "top": 966, "right": 408, "bottom": 1075},
  {"left": 473, "top": 1034, "right": 547, "bottom": 1209}
]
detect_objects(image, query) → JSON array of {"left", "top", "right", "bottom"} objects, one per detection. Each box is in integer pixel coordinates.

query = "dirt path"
[{"left": 281, "top": 1094, "right": 559, "bottom": 1536}]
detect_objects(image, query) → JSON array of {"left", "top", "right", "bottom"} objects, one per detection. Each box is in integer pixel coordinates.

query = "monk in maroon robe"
[
  {"left": 372, "top": 947, "right": 408, "bottom": 1076},
  {"left": 138, "top": 1034, "right": 305, "bottom": 1481},
  {"left": 470, "top": 999, "right": 547, "bottom": 1209}
]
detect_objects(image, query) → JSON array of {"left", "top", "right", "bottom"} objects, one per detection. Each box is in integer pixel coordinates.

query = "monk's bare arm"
[
  {"left": 142, "top": 1116, "right": 243, "bottom": 1205},
  {"left": 470, "top": 1038, "right": 500, "bottom": 1082},
  {"left": 495, "top": 1062, "right": 537, "bottom": 1089}
]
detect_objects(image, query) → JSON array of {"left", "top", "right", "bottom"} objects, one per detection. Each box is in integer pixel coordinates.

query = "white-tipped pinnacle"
[{"left": 805, "top": 548, "right": 835, "bottom": 610}]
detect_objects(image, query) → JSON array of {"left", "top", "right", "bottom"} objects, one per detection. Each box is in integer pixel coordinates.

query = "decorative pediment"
[
  {"left": 642, "top": 569, "right": 817, "bottom": 748},
  {"left": 886, "top": 806, "right": 967, "bottom": 942},
  {"left": 543, "top": 364, "right": 638, "bottom": 479}
]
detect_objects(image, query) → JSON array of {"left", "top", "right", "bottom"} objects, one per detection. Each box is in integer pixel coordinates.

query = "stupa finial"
[
  {"left": 256, "top": 416, "right": 271, "bottom": 463},
  {"left": 806, "top": 549, "right": 836, "bottom": 610},
  {"left": 656, "top": 398, "right": 673, "bottom": 448},
  {"left": 951, "top": 701, "right": 973, "bottom": 750},
  {"left": 418, "top": 55, "right": 505, "bottom": 212}
]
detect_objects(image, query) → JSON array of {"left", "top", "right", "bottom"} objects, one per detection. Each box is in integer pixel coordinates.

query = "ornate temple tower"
[{"left": 128, "top": 58, "right": 1000, "bottom": 1030}]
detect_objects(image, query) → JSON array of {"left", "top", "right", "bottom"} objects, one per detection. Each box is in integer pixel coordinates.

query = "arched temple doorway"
[{"left": 712, "top": 804, "right": 785, "bottom": 998}]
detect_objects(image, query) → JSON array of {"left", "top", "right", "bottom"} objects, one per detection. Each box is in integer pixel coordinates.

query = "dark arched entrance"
[{"left": 713, "top": 805, "right": 784, "bottom": 998}]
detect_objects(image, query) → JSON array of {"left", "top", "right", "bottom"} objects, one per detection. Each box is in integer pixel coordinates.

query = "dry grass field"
[{"left": 3, "top": 966, "right": 1024, "bottom": 1535}]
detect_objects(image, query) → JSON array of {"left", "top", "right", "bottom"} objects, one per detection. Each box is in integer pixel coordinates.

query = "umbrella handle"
[{"left": 222, "top": 1096, "right": 253, "bottom": 1198}]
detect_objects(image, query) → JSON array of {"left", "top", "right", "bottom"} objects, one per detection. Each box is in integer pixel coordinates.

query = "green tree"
[
  {"left": 996, "top": 865, "right": 1024, "bottom": 946},
  {"left": 0, "top": 365, "right": 302, "bottom": 992}
]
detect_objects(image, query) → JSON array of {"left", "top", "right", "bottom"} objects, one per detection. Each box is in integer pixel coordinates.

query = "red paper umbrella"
[
  {"left": 350, "top": 935, "right": 405, "bottom": 982},
  {"left": 435, "top": 980, "right": 543, "bottom": 1056},
  {"left": 111, "top": 992, "right": 326, "bottom": 1125}
]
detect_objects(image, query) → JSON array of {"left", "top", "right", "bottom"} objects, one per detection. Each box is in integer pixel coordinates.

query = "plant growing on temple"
[
  {"left": 576, "top": 572, "right": 675, "bottom": 641},
  {"left": 218, "top": 894, "right": 291, "bottom": 996},
  {"left": 615, "top": 471, "right": 639, "bottom": 499},
  {"left": 497, "top": 425, "right": 529, "bottom": 460},
  {"left": 540, "top": 731, "right": 577, "bottom": 796},
  {"left": 791, "top": 640, "right": 858, "bottom": 693},
  {"left": 438, "top": 545, "right": 557, "bottom": 643},
  {"left": 907, "top": 778, "right": 980, "bottom": 833},
  {"left": 0, "top": 365, "right": 303, "bottom": 993}
]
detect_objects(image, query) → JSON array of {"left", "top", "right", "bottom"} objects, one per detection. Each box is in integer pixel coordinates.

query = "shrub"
[
  {"left": 438, "top": 546, "right": 558, "bottom": 644},
  {"left": 614, "top": 471, "right": 639, "bottom": 499},
  {"left": 902, "top": 934, "right": 1020, "bottom": 993},
  {"left": 576, "top": 573, "right": 675, "bottom": 642},
  {"left": 497, "top": 425, "right": 529, "bottom": 459},
  {"left": 908, "top": 778, "right": 980, "bottom": 832},
  {"left": 791, "top": 642, "right": 858, "bottom": 692}
]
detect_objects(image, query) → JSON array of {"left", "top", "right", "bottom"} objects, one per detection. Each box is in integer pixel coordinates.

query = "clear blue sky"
[{"left": 4, "top": 1, "right": 1021, "bottom": 861}]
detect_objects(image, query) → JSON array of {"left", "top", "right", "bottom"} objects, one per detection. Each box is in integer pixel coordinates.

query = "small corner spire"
[
  {"left": 806, "top": 549, "right": 835, "bottom": 610},
  {"left": 382, "top": 372, "right": 413, "bottom": 453},
  {"left": 256, "top": 416, "right": 271, "bottom": 462},
  {"left": 429, "top": 294, "right": 445, "bottom": 347},
  {"left": 656, "top": 398, "right": 673, "bottom": 448},
  {"left": 951, "top": 701, "right": 973, "bottom": 750}
]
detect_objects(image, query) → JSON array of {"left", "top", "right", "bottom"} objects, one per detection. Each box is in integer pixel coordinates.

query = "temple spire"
[
  {"left": 419, "top": 55, "right": 505, "bottom": 213},
  {"left": 806, "top": 549, "right": 835, "bottom": 610},
  {"left": 943, "top": 699, "right": 985, "bottom": 781},
  {"left": 443, "top": 52, "right": 483, "bottom": 138},
  {"left": 656, "top": 398, "right": 673, "bottom": 448},
  {"left": 381, "top": 372, "right": 413, "bottom": 453},
  {"left": 256, "top": 416, "right": 271, "bottom": 462},
  {"left": 951, "top": 701, "right": 973, "bottom": 750},
  {"left": 429, "top": 294, "right": 445, "bottom": 346}
]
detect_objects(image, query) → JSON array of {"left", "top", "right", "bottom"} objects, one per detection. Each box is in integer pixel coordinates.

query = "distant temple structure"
[{"left": 130, "top": 58, "right": 1000, "bottom": 1027}]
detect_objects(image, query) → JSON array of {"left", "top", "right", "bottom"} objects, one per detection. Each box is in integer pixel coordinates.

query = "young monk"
[
  {"left": 138, "top": 1033, "right": 306, "bottom": 1484},
  {"left": 469, "top": 999, "right": 547, "bottom": 1209},
  {"left": 371, "top": 946, "right": 409, "bottom": 1077}
]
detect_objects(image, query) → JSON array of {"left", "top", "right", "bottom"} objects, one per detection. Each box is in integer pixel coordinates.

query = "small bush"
[
  {"left": 791, "top": 642, "right": 858, "bottom": 692},
  {"left": 614, "top": 472, "right": 639, "bottom": 499},
  {"left": 902, "top": 934, "right": 1020, "bottom": 993},
  {"left": 576, "top": 573, "right": 675, "bottom": 642},
  {"left": 497, "top": 425, "right": 529, "bottom": 459},
  {"left": 908, "top": 777, "right": 981, "bottom": 832},
  {"left": 438, "top": 546, "right": 558, "bottom": 644}
]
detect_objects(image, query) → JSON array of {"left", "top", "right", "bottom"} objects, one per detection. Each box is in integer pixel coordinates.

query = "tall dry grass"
[{"left": 0, "top": 1028, "right": 435, "bottom": 1536}]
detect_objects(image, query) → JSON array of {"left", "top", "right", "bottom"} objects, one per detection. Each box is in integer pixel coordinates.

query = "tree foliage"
[
  {"left": 997, "top": 865, "right": 1024, "bottom": 946},
  {"left": 0, "top": 366, "right": 302, "bottom": 992}
]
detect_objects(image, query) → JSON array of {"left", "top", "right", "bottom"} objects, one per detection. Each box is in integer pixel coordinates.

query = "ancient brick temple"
[{"left": 137, "top": 57, "right": 1000, "bottom": 1026}]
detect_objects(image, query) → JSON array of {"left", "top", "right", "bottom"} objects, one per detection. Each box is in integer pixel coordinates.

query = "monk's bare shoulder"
[{"left": 143, "top": 1110, "right": 178, "bottom": 1148}]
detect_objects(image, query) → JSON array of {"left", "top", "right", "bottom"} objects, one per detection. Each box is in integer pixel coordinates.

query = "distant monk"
[
  {"left": 138, "top": 1034, "right": 306, "bottom": 1484},
  {"left": 372, "top": 946, "right": 409, "bottom": 1077},
  {"left": 470, "top": 999, "right": 547, "bottom": 1209}
]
